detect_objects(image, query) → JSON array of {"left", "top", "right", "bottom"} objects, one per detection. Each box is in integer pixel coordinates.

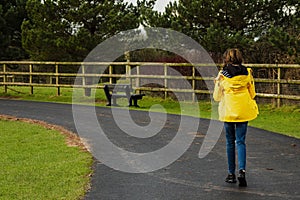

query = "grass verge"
[
  {"left": 249, "top": 104, "right": 300, "bottom": 138},
  {"left": 0, "top": 116, "right": 93, "bottom": 200},
  {"left": 1, "top": 86, "right": 300, "bottom": 139}
]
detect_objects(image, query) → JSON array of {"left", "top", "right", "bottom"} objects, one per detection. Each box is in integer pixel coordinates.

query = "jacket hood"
[
  {"left": 222, "top": 64, "right": 248, "bottom": 78},
  {"left": 223, "top": 72, "right": 251, "bottom": 89}
]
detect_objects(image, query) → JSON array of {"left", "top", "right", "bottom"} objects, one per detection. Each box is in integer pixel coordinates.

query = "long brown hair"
[{"left": 223, "top": 48, "right": 243, "bottom": 65}]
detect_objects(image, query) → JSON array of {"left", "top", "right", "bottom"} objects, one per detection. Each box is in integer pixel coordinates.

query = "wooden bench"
[{"left": 103, "top": 84, "right": 145, "bottom": 107}]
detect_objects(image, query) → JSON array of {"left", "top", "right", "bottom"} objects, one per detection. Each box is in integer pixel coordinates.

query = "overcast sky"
[{"left": 123, "top": 0, "right": 177, "bottom": 12}]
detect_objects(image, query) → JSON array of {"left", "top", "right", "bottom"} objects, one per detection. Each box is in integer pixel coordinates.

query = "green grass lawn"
[
  {"left": 249, "top": 104, "right": 300, "bottom": 138},
  {"left": 0, "top": 118, "right": 93, "bottom": 200}
]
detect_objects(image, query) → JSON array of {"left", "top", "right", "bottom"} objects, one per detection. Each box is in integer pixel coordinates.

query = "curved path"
[{"left": 0, "top": 99, "right": 299, "bottom": 200}]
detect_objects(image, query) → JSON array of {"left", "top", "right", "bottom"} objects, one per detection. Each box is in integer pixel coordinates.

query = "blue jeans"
[{"left": 224, "top": 122, "right": 248, "bottom": 174}]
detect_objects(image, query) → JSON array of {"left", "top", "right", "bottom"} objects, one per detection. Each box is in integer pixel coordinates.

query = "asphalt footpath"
[{"left": 0, "top": 99, "right": 299, "bottom": 200}]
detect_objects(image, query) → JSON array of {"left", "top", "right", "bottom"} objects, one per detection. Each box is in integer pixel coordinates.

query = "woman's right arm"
[{"left": 247, "top": 69, "right": 256, "bottom": 99}]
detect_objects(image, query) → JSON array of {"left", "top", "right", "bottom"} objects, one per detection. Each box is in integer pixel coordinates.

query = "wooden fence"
[{"left": 0, "top": 61, "right": 299, "bottom": 106}]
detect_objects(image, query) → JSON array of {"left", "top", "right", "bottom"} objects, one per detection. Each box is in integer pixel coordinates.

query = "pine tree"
[
  {"left": 22, "top": 0, "right": 140, "bottom": 61},
  {"left": 0, "top": 0, "right": 28, "bottom": 60}
]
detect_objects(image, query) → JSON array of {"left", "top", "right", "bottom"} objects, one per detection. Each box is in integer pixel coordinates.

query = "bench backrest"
[
  {"left": 105, "top": 84, "right": 132, "bottom": 92},
  {"left": 104, "top": 84, "right": 132, "bottom": 98}
]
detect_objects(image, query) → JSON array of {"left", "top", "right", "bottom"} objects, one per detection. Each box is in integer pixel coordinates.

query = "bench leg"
[
  {"left": 129, "top": 97, "right": 139, "bottom": 107},
  {"left": 129, "top": 97, "right": 133, "bottom": 107},
  {"left": 104, "top": 86, "right": 112, "bottom": 106},
  {"left": 106, "top": 97, "right": 112, "bottom": 106},
  {"left": 133, "top": 99, "right": 139, "bottom": 107}
]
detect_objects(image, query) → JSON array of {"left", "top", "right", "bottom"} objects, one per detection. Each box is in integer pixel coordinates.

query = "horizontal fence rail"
[{"left": 0, "top": 61, "right": 299, "bottom": 106}]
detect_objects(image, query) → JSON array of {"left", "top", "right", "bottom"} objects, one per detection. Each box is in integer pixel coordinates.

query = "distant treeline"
[{"left": 0, "top": 0, "right": 299, "bottom": 63}]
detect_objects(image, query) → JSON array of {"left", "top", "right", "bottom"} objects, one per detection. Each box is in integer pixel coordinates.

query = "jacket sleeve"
[
  {"left": 213, "top": 72, "right": 223, "bottom": 102},
  {"left": 247, "top": 69, "right": 256, "bottom": 99}
]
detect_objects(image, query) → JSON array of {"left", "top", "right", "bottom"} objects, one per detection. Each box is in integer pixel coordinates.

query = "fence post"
[
  {"left": 192, "top": 65, "right": 196, "bottom": 102},
  {"left": 29, "top": 64, "right": 33, "bottom": 94},
  {"left": 55, "top": 64, "right": 60, "bottom": 96},
  {"left": 127, "top": 64, "right": 131, "bottom": 85},
  {"left": 164, "top": 64, "right": 168, "bottom": 99},
  {"left": 125, "top": 51, "right": 131, "bottom": 84},
  {"left": 109, "top": 65, "right": 113, "bottom": 84},
  {"left": 3, "top": 64, "right": 7, "bottom": 93},
  {"left": 277, "top": 63, "right": 281, "bottom": 107},
  {"left": 136, "top": 65, "right": 140, "bottom": 93},
  {"left": 82, "top": 64, "right": 88, "bottom": 96}
]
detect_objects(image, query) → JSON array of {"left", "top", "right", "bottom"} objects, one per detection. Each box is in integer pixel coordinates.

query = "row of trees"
[
  {"left": 0, "top": 0, "right": 299, "bottom": 63},
  {"left": 0, "top": 0, "right": 27, "bottom": 60}
]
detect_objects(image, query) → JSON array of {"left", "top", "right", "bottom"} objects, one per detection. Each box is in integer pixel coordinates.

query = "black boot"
[
  {"left": 238, "top": 169, "right": 247, "bottom": 187},
  {"left": 225, "top": 174, "right": 237, "bottom": 183}
]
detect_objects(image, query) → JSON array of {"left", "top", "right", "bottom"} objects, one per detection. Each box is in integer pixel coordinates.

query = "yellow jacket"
[{"left": 213, "top": 68, "right": 258, "bottom": 122}]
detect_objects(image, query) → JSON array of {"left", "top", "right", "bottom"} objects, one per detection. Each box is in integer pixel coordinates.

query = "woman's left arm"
[{"left": 213, "top": 72, "right": 223, "bottom": 101}]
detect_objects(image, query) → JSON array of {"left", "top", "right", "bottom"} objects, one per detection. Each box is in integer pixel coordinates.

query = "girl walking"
[{"left": 213, "top": 48, "right": 258, "bottom": 187}]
